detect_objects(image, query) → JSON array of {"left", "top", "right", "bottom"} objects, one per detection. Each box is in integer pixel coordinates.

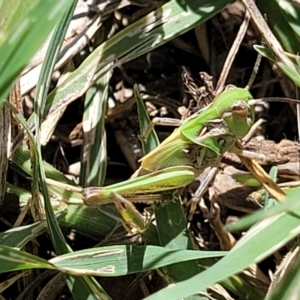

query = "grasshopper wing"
[{"left": 139, "top": 135, "right": 193, "bottom": 172}]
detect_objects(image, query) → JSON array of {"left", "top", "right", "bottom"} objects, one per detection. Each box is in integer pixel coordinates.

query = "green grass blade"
[
  {"left": 135, "top": 84, "right": 159, "bottom": 154},
  {"left": 145, "top": 189, "right": 300, "bottom": 300},
  {"left": 34, "top": 0, "right": 77, "bottom": 119},
  {"left": 278, "top": 0, "right": 300, "bottom": 36},
  {"left": 227, "top": 187, "right": 299, "bottom": 232},
  {"left": 32, "top": 0, "right": 75, "bottom": 255},
  {"left": 0, "top": 244, "right": 226, "bottom": 276},
  {"left": 0, "top": 212, "right": 66, "bottom": 248},
  {"left": 10, "top": 146, "right": 81, "bottom": 207},
  {"left": 80, "top": 64, "right": 112, "bottom": 186},
  {"left": 155, "top": 197, "right": 201, "bottom": 279},
  {"left": 49, "top": 246, "right": 227, "bottom": 276},
  {"left": 263, "top": 166, "right": 278, "bottom": 208},
  {"left": 0, "top": 245, "right": 55, "bottom": 273},
  {"left": 257, "top": 0, "right": 299, "bottom": 53},
  {"left": 60, "top": 205, "right": 121, "bottom": 239},
  {"left": 253, "top": 45, "right": 277, "bottom": 61},
  {"left": 6, "top": 183, "right": 31, "bottom": 204},
  {"left": 278, "top": 61, "right": 300, "bottom": 87},
  {"left": 0, "top": 0, "right": 72, "bottom": 103}
]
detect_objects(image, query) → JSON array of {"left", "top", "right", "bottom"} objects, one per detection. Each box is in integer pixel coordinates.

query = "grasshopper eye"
[{"left": 231, "top": 100, "right": 249, "bottom": 118}]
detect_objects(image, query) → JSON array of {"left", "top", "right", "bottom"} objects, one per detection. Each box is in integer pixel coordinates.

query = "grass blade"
[
  {"left": 135, "top": 84, "right": 159, "bottom": 154},
  {"left": 80, "top": 64, "right": 112, "bottom": 186},
  {"left": 0, "top": 0, "right": 72, "bottom": 103},
  {"left": 0, "top": 244, "right": 226, "bottom": 275}
]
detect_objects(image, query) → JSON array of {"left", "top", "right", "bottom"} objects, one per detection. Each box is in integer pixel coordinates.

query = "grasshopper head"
[{"left": 222, "top": 99, "right": 254, "bottom": 139}]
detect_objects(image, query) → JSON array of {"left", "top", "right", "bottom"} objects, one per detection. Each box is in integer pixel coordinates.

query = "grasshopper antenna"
[
  {"left": 245, "top": 48, "right": 262, "bottom": 90},
  {"left": 245, "top": 14, "right": 269, "bottom": 90},
  {"left": 249, "top": 97, "right": 300, "bottom": 106}
]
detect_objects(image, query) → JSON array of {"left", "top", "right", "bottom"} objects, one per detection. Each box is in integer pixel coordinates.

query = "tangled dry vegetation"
[{"left": 1, "top": 1, "right": 300, "bottom": 299}]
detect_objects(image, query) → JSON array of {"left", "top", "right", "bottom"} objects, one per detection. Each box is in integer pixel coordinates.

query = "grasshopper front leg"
[
  {"left": 141, "top": 117, "right": 183, "bottom": 140},
  {"left": 189, "top": 167, "right": 219, "bottom": 220}
]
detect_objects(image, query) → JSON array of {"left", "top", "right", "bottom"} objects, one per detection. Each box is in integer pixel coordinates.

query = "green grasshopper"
[
  {"left": 82, "top": 87, "right": 255, "bottom": 206},
  {"left": 140, "top": 87, "right": 253, "bottom": 171}
]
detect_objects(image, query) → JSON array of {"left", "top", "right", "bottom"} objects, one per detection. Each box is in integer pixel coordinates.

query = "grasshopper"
[
  {"left": 140, "top": 87, "right": 253, "bottom": 171},
  {"left": 82, "top": 86, "right": 255, "bottom": 207}
]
